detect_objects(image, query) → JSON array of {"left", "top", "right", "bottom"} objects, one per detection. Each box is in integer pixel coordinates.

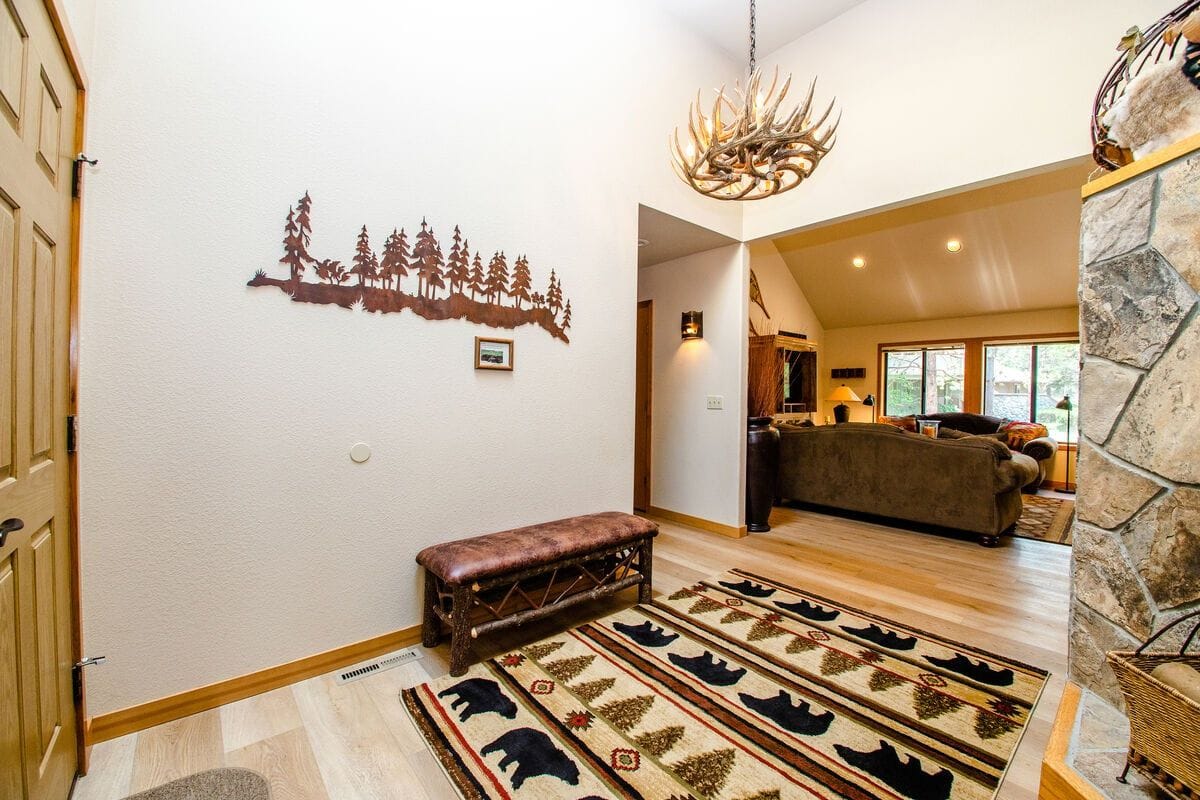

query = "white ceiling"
[
  {"left": 650, "top": 0, "right": 867, "bottom": 64},
  {"left": 638, "top": 205, "right": 738, "bottom": 269},
  {"left": 770, "top": 161, "right": 1094, "bottom": 329}
]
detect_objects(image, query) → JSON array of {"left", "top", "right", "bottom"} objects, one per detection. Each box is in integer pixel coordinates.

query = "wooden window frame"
[{"left": 877, "top": 331, "right": 1078, "bottom": 419}]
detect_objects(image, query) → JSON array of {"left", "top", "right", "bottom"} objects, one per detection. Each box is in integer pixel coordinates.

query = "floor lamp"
[{"left": 1056, "top": 395, "right": 1075, "bottom": 494}]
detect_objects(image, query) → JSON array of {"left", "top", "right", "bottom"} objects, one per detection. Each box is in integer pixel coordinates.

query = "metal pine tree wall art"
[{"left": 247, "top": 192, "right": 574, "bottom": 343}]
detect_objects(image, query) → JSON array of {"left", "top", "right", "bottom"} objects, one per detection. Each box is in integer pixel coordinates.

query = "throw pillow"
[
  {"left": 878, "top": 415, "right": 917, "bottom": 432},
  {"left": 999, "top": 420, "right": 1050, "bottom": 451}
]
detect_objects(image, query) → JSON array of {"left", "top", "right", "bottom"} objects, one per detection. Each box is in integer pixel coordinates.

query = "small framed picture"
[{"left": 475, "top": 336, "right": 514, "bottom": 371}]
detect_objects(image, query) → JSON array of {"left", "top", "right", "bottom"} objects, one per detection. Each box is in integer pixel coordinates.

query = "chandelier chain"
[{"left": 749, "top": 0, "right": 757, "bottom": 75}]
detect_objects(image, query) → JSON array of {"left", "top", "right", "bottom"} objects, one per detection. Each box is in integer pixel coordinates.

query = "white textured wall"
[
  {"left": 75, "top": 0, "right": 741, "bottom": 714},
  {"left": 742, "top": 0, "right": 1164, "bottom": 240},
  {"left": 637, "top": 245, "right": 749, "bottom": 527}
]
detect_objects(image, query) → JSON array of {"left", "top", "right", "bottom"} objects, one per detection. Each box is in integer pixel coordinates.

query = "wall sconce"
[{"left": 681, "top": 310, "right": 703, "bottom": 340}]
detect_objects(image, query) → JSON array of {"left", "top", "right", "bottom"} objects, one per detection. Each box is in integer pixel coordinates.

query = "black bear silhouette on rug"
[
  {"left": 774, "top": 598, "right": 840, "bottom": 621},
  {"left": 840, "top": 623, "right": 918, "bottom": 651},
  {"left": 480, "top": 728, "right": 581, "bottom": 790},
  {"left": 437, "top": 678, "right": 518, "bottom": 722},
  {"left": 739, "top": 689, "right": 835, "bottom": 735},
  {"left": 925, "top": 654, "right": 1015, "bottom": 687},
  {"left": 612, "top": 619, "right": 680, "bottom": 647},
  {"left": 667, "top": 651, "right": 747, "bottom": 686},
  {"left": 835, "top": 740, "right": 954, "bottom": 800},
  {"left": 718, "top": 579, "right": 777, "bottom": 598}
]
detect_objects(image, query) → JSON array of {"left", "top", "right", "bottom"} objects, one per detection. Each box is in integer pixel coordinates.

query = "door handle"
[{"left": 0, "top": 518, "right": 23, "bottom": 548}]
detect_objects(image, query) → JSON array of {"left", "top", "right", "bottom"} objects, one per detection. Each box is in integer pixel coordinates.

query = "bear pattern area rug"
[{"left": 401, "top": 569, "right": 1049, "bottom": 800}]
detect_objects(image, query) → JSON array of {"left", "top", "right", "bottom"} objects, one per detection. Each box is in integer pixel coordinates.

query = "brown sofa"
[
  {"left": 777, "top": 422, "right": 1040, "bottom": 546},
  {"left": 903, "top": 412, "right": 1058, "bottom": 492}
]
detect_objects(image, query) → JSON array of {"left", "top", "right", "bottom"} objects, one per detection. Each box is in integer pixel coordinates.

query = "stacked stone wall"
[{"left": 1072, "top": 151, "right": 1200, "bottom": 707}]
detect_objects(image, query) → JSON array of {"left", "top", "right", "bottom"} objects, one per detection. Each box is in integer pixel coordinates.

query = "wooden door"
[
  {"left": 633, "top": 301, "right": 652, "bottom": 511},
  {"left": 0, "top": 1, "right": 82, "bottom": 798}
]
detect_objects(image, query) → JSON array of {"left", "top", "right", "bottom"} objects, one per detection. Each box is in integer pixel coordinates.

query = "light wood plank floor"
[{"left": 72, "top": 506, "right": 1070, "bottom": 800}]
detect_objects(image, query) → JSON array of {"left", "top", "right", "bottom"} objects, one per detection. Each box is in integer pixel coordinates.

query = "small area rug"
[
  {"left": 1013, "top": 495, "right": 1074, "bottom": 545},
  {"left": 122, "top": 768, "right": 270, "bottom": 800},
  {"left": 402, "top": 569, "right": 1048, "bottom": 800}
]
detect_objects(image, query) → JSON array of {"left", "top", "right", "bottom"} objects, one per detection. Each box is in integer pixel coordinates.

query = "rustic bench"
[{"left": 416, "top": 511, "right": 658, "bottom": 676}]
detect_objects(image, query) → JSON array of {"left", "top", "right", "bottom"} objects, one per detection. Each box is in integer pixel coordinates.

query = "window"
[
  {"left": 984, "top": 341, "right": 1079, "bottom": 440},
  {"left": 883, "top": 346, "right": 965, "bottom": 416}
]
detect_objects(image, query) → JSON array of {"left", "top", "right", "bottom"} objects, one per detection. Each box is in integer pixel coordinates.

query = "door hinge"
[
  {"left": 73, "top": 656, "right": 106, "bottom": 702},
  {"left": 66, "top": 415, "right": 78, "bottom": 454},
  {"left": 72, "top": 153, "right": 98, "bottom": 200}
]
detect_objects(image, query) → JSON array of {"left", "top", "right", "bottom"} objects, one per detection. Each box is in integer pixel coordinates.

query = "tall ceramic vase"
[{"left": 746, "top": 416, "right": 780, "bottom": 533}]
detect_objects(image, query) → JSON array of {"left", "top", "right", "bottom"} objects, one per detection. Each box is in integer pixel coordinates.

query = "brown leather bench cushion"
[{"left": 416, "top": 511, "right": 657, "bottom": 586}]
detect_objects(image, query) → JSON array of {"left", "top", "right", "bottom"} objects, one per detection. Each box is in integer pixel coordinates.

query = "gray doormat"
[{"left": 122, "top": 768, "right": 270, "bottom": 800}]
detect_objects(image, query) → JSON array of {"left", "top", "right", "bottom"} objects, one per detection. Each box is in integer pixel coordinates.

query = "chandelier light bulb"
[
  {"left": 852, "top": 256, "right": 866, "bottom": 269},
  {"left": 946, "top": 239, "right": 963, "bottom": 253}
]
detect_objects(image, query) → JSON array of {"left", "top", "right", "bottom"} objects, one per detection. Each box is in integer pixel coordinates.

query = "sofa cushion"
[
  {"left": 960, "top": 434, "right": 1013, "bottom": 459},
  {"left": 922, "top": 412, "right": 1004, "bottom": 435},
  {"left": 937, "top": 427, "right": 970, "bottom": 439},
  {"left": 999, "top": 420, "right": 1051, "bottom": 450}
]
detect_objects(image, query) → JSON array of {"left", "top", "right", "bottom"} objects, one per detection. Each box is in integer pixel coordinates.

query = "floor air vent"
[{"left": 334, "top": 647, "right": 421, "bottom": 685}]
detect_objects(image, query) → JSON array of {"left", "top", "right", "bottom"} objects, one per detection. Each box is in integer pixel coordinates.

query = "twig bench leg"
[
  {"left": 449, "top": 584, "right": 473, "bottom": 677},
  {"left": 422, "top": 571, "right": 442, "bottom": 648},
  {"left": 638, "top": 536, "right": 654, "bottom": 604}
]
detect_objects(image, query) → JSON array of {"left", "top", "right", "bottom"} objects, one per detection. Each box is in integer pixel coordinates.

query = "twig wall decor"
[{"left": 247, "top": 192, "right": 573, "bottom": 343}]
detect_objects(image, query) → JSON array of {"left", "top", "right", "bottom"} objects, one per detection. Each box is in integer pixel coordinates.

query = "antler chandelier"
[{"left": 670, "top": 0, "right": 840, "bottom": 201}]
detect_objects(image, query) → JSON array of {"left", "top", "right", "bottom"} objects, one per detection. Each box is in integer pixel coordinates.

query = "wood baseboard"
[
  {"left": 1040, "top": 681, "right": 1104, "bottom": 800},
  {"left": 644, "top": 506, "right": 747, "bottom": 539},
  {"left": 87, "top": 624, "right": 423, "bottom": 744}
]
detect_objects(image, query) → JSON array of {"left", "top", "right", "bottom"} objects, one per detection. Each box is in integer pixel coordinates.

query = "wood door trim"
[
  {"left": 643, "top": 507, "right": 747, "bottom": 539},
  {"left": 87, "top": 623, "right": 424, "bottom": 745},
  {"left": 634, "top": 300, "right": 652, "bottom": 512},
  {"left": 39, "top": 0, "right": 92, "bottom": 773},
  {"left": 42, "top": 0, "right": 88, "bottom": 89}
]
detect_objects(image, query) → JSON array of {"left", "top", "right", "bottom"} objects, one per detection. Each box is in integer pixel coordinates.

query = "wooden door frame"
[
  {"left": 634, "top": 300, "right": 652, "bottom": 512},
  {"left": 41, "top": 0, "right": 89, "bottom": 773}
]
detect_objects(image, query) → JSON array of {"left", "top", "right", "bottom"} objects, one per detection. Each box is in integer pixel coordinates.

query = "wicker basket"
[{"left": 1107, "top": 610, "right": 1200, "bottom": 799}]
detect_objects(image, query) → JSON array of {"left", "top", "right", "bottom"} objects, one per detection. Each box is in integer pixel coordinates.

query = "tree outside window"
[{"left": 883, "top": 347, "right": 965, "bottom": 416}]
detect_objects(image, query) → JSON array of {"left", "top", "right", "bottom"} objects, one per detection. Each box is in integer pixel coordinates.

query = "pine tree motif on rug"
[
  {"left": 747, "top": 619, "right": 787, "bottom": 642},
  {"left": 914, "top": 685, "right": 964, "bottom": 720},
  {"left": 634, "top": 725, "right": 687, "bottom": 757},
  {"left": 974, "top": 708, "right": 1019, "bottom": 740},
  {"left": 668, "top": 588, "right": 694, "bottom": 601},
  {"left": 820, "top": 650, "right": 863, "bottom": 676},
  {"left": 671, "top": 748, "right": 737, "bottom": 797},
  {"left": 736, "top": 790, "right": 782, "bottom": 800},
  {"left": 571, "top": 678, "right": 616, "bottom": 703},
  {"left": 544, "top": 655, "right": 595, "bottom": 683},
  {"left": 868, "top": 669, "right": 907, "bottom": 692},
  {"left": 598, "top": 695, "right": 656, "bottom": 731},
  {"left": 524, "top": 641, "right": 565, "bottom": 660},
  {"left": 785, "top": 635, "right": 818, "bottom": 653},
  {"left": 689, "top": 597, "right": 725, "bottom": 615},
  {"left": 720, "top": 609, "right": 754, "bottom": 624}
]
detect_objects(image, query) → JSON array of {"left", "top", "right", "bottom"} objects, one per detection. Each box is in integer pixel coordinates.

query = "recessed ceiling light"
[
  {"left": 637, "top": 238, "right": 650, "bottom": 248},
  {"left": 852, "top": 256, "right": 866, "bottom": 269},
  {"left": 946, "top": 239, "right": 963, "bottom": 253}
]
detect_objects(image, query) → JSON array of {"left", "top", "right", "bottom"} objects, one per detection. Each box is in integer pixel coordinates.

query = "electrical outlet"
[{"left": 706, "top": 395, "right": 724, "bottom": 410}]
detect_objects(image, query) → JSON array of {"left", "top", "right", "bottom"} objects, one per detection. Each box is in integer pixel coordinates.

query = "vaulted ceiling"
[
  {"left": 769, "top": 160, "right": 1093, "bottom": 329},
  {"left": 649, "top": 0, "right": 867, "bottom": 63}
]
